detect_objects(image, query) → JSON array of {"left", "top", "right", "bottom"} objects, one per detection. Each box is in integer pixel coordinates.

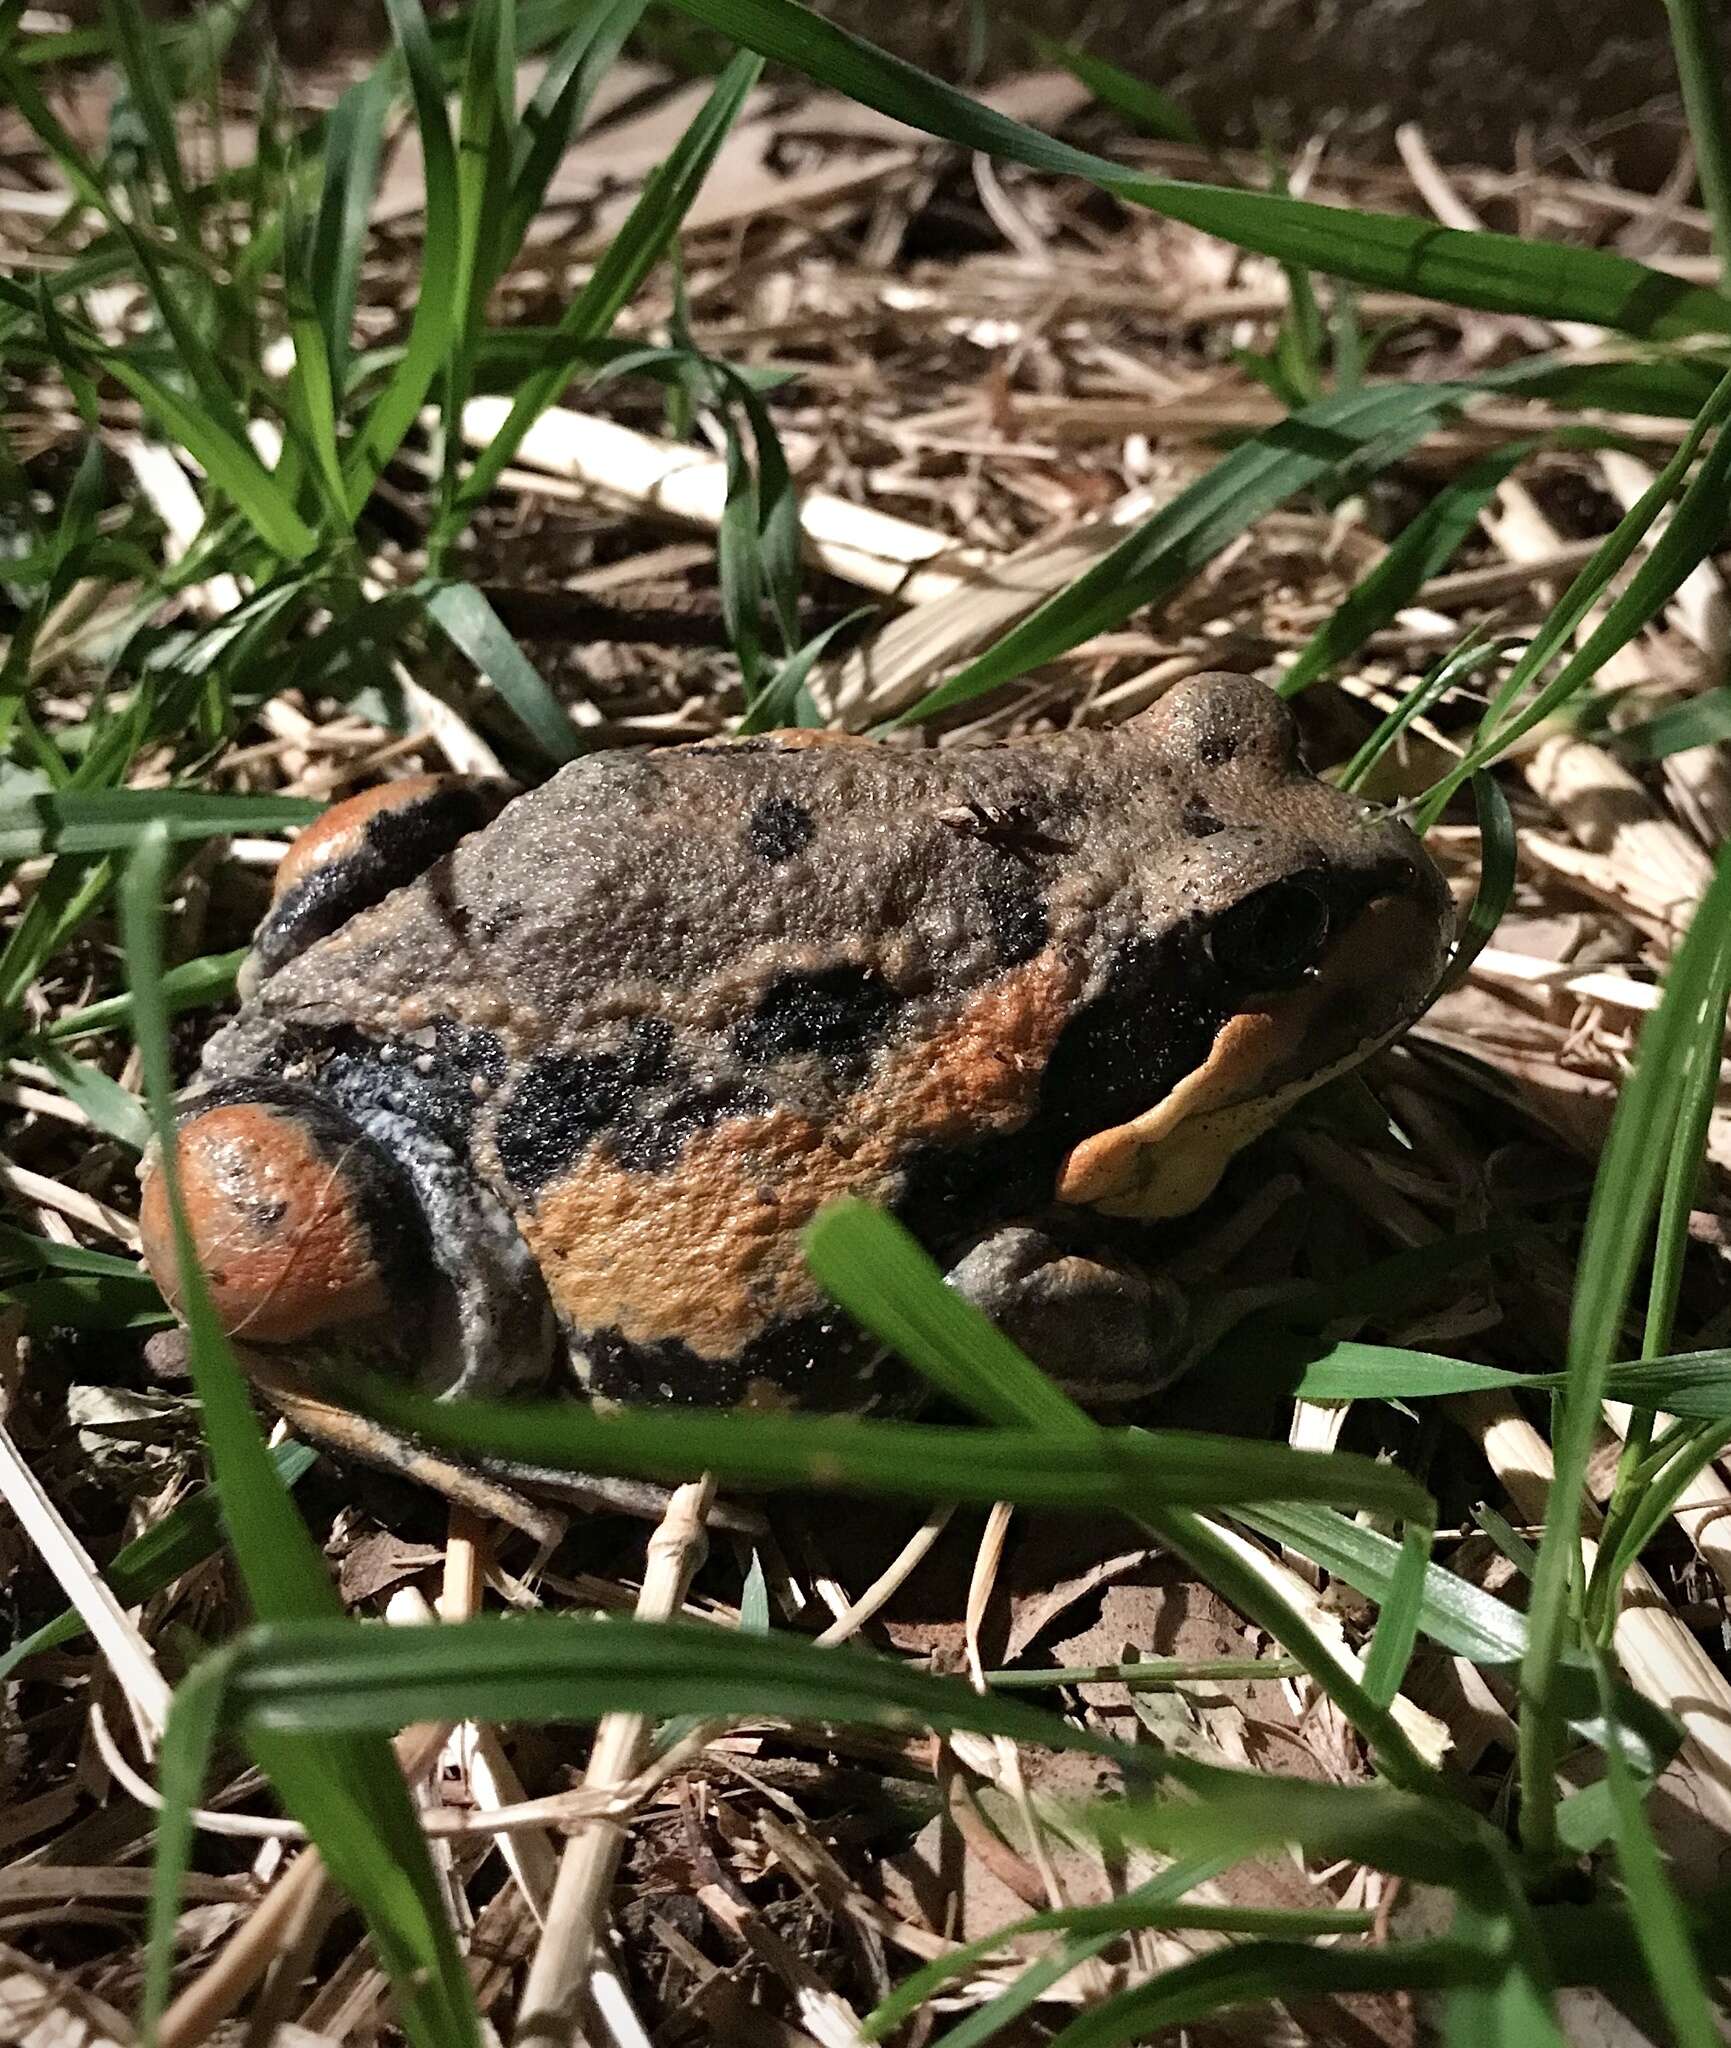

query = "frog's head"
[{"left": 1052, "top": 672, "right": 1454, "bottom": 1221}]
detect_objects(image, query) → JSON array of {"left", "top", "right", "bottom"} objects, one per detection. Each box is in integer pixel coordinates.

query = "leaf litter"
[{"left": 2, "top": 23, "right": 1731, "bottom": 2048}]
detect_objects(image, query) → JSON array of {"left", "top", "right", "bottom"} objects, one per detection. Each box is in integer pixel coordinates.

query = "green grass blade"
[
  {"left": 123, "top": 826, "right": 479, "bottom": 2048},
  {"left": 353, "top": 1382, "right": 1431, "bottom": 1520},
  {"left": 1048, "top": 1938, "right": 1498, "bottom": 2048},
  {"left": 98, "top": 0, "right": 197, "bottom": 245},
  {"left": 864, "top": 1863, "right": 1259, "bottom": 2040},
  {"left": 1281, "top": 445, "right": 1535, "bottom": 697},
  {"left": 662, "top": 0, "right": 1731, "bottom": 340},
  {"left": 1611, "top": 687, "right": 1731, "bottom": 761},
  {"left": 98, "top": 352, "right": 318, "bottom": 559},
  {"left": 421, "top": 580, "right": 582, "bottom": 761},
  {"left": 889, "top": 380, "right": 1479, "bottom": 726},
  {"left": 142, "top": 1645, "right": 237, "bottom": 2034},
  {"left": 1242, "top": 1501, "right": 1526, "bottom": 1664},
  {"left": 802, "top": 1198, "right": 1095, "bottom": 1435},
  {"left": 1149, "top": 1505, "right": 1440, "bottom": 1789},
  {"left": 1094, "top": 1769, "right": 1498, "bottom": 1890},
  {"left": 283, "top": 209, "right": 352, "bottom": 527},
  {"left": 310, "top": 62, "right": 396, "bottom": 393},
  {"left": 1439, "top": 768, "right": 1515, "bottom": 990},
  {"left": 0, "top": 789, "right": 319, "bottom": 860},
  {"left": 216, "top": 1614, "right": 1137, "bottom": 1759},
  {"left": 736, "top": 605, "right": 874, "bottom": 734},
  {"left": 1294, "top": 1338, "right": 1731, "bottom": 1423},
  {"left": 1663, "top": 0, "right": 1731, "bottom": 280},
  {"left": 1590, "top": 1652, "right": 1724, "bottom": 2047},
  {"left": 452, "top": 47, "right": 764, "bottom": 521},
  {"left": 25, "top": 1042, "right": 149, "bottom": 1147},
  {"left": 501, "top": 0, "right": 647, "bottom": 257},
  {"left": 345, "top": 0, "right": 463, "bottom": 511},
  {"left": 1420, "top": 365, "right": 1731, "bottom": 820},
  {"left": 1518, "top": 847, "right": 1731, "bottom": 1856},
  {"left": 1023, "top": 28, "right": 1199, "bottom": 143},
  {"left": 46, "top": 947, "right": 245, "bottom": 1040}
]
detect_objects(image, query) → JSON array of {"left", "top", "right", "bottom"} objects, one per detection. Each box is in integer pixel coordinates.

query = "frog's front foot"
[
  {"left": 137, "top": 1080, "right": 555, "bottom": 1400},
  {"left": 946, "top": 1225, "right": 1191, "bottom": 1404}
]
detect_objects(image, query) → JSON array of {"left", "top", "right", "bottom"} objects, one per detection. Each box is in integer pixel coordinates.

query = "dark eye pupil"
[{"left": 1209, "top": 880, "right": 1331, "bottom": 985}]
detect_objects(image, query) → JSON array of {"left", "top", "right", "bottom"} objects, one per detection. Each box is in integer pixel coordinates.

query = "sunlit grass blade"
[
  {"left": 209, "top": 1614, "right": 1139, "bottom": 1759},
  {"left": 1419, "top": 364, "right": 1731, "bottom": 821},
  {"left": 421, "top": 580, "right": 582, "bottom": 761},
  {"left": 889, "top": 380, "right": 1480, "bottom": 725},
  {"left": 803, "top": 1197, "right": 1090, "bottom": 1435},
  {"left": 345, "top": 0, "right": 463, "bottom": 512},
  {"left": 500, "top": 0, "right": 647, "bottom": 258},
  {"left": 452, "top": 48, "right": 764, "bottom": 523},
  {"left": 663, "top": 0, "right": 1731, "bottom": 339},
  {"left": 1281, "top": 445, "right": 1535, "bottom": 698},
  {"left": 1518, "top": 847, "right": 1731, "bottom": 1856},
  {"left": 1590, "top": 1652, "right": 1724, "bottom": 2048},
  {"left": 310, "top": 61, "right": 396, "bottom": 394},
  {"left": 99, "top": 0, "right": 197, "bottom": 246},
  {"left": 354, "top": 1382, "right": 1431, "bottom": 1520},
  {"left": 0, "top": 788, "right": 319, "bottom": 861},
  {"left": 123, "top": 826, "right": 478, "bottom": 2048}
]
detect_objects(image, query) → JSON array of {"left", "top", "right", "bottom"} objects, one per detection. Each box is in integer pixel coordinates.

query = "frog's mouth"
[{"left": 1054, "top": 889, "right": 1444, "bottom": 1221}]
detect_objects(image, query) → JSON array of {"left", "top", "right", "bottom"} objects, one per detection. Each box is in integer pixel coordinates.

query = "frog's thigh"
[
  {"left": 945, "top": 1225, "right": 1188, "bottom": 1403},
  {"left": 245, "top": 774, "right": 509, "bottom": 987}
]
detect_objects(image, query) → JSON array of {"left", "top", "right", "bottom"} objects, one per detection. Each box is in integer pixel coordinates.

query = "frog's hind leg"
[
  {"left": 946, "top": 1224, "right": 1191, "bottom": 1405},
  {"left": 242, "top": 774, "right": 509, "bottom": 991},
  {"left": 137, "top": 1079, "right": 555, "bottom": 1401}
]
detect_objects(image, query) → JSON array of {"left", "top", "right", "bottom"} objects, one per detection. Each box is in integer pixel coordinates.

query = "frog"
[{"left": 136, "top": 671, "right": 1452, "bottom": 1432}]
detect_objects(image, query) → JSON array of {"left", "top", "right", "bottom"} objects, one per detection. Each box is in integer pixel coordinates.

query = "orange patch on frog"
[
  {"left": 139, "top": 1101, "right": 391, "bottom": 1342},
  {"left": 518, "top": 948, "right": 1082, "bottom": 1360},
  {"left": 272, "top": 774, "right": 454, "bottom": 900}
]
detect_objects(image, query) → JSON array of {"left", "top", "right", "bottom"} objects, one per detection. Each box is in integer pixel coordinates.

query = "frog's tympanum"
[{"left": 138, "top": 674, "right": 1452, "bottom": 1415}]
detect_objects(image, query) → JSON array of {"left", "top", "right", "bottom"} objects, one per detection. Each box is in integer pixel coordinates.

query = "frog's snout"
[{"left": 138, "top": 1095, "right": 402, "bottom": 1343}]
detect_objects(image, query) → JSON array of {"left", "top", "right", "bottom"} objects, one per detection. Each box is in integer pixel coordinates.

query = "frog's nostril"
[{"left": 138, "top": 1100, "right": 394, "bottom": 1343}]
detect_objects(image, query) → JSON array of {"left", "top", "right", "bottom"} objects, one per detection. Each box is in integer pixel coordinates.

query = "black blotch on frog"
[
  {"left": 747, "top": 793, "right": 815, "bottom": 864},
  {"left": 731, "top": 965, "right": 906, "bottom": 1068},
  {"left": 495, "top": 1018, "right": 771, "bottom": 1193}
]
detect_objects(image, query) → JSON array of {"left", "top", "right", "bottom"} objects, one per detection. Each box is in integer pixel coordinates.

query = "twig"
[
  {"left": 0, "top": 1420, "right": 170, "bottom": 1746},
  {"left": 512, "top": 1474, "right": 718, "bottom": 2048}
]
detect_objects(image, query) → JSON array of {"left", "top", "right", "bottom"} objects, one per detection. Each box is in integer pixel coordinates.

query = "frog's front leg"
[{"left": 946, "top": 1224, "right": 1191, "bottom": 1405}]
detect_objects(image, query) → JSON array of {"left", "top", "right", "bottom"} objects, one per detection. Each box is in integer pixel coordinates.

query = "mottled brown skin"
[{"left": 140, "top": 674, "right": 1452, "bottom": 1412}]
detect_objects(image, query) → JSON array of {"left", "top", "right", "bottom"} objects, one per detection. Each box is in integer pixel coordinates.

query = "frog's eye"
[{"left": 1207, "top": 878, "right": 1331, "bottom": 987}]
